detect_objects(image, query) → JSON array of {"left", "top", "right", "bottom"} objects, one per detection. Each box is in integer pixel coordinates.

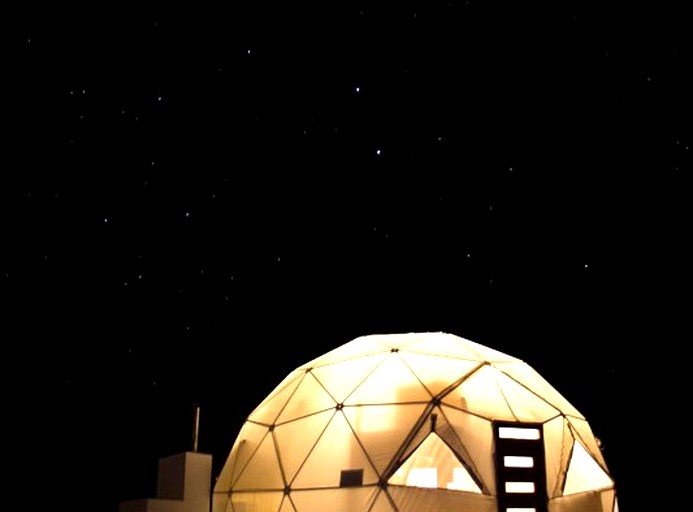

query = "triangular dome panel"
[
  {"left": 292, "top": 410, "right": 378, "bottom": 488},
  {"left": 495, "top": 362, "right": 584, "bottom": 418},
  {"left": 392, "top": 410, "right": 432, "bottom": 469},
  {"left": 345, "top": 354, "right": 430, "bottom": 405},
  {"left": 302, "top": 335, "right": 387, "bottom": 368},
  {"left": 230, "top": 491, "right": 284, "bottom": 512},
  {"left": 389, "top": 432, "right": 481, "bottom": 493},
  {"left": 388, "top": 485, "right": 496, "bottom": 512},
  {"left": 290, "top": 487, "right": 381, "bottom": 512},
  {"left": 276, "top": 371, "right": 336, "bottom": 423},
  {"left": 220, "top": 421, "right": 271, "bottom": 490},
  {"left": 404, "top": 332, "right": 487, "bottom": 361},
  {"left": 450, "top": 335, "right": 519, "bottom": 363},
  {"left": 563, "top": 440, "right": 613, "bottom": 495},
  {"left": 343, "top": 403, "right": 427, "bottom": 477},
  {"left": 441, "top": 405, "right": 495, "bottom": 494},
  {"left": 442, "top": 364, "right": 514, "bottom": 420},
  {"left": 234, "top": 429, "right": 284, "bottom": 491},
  {"left": 433, "top": 407, "right": 485, "bottom": 492},
  {"left": 568, "top": 416, "right": 607, "bottom": 468},
  {"left": 310, "top": 352, "right": 388, "bottom": 403},
  {"left": 493, "top": 367, "right": 561, "bottom": 422},
  {"left": 274, "top": 409, "right": 334, "bottom": 484},
  {"left": 544, "top": 415, "right": 572, "bottom": 498},
  {"left": 398, "top": 351, "right": 481, "bottom": 397}
]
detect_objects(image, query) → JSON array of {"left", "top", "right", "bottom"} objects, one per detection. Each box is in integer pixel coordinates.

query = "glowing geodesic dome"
[{"left": 213, "top": 332, "right": 618, "bottom": 512}]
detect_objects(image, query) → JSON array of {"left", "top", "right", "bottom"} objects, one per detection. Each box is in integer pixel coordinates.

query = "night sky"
[{"left": 5, "top": 3, "right": 690, "bottom": 511}]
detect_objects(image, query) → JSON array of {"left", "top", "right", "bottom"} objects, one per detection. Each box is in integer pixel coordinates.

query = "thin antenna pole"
[{"left": 192, "top": 403, "right": 201, "bottom": 452}]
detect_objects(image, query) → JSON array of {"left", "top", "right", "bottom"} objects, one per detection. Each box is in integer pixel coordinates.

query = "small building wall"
[{"left": 119, "top": 452, "right": 212, "bottom": 512}]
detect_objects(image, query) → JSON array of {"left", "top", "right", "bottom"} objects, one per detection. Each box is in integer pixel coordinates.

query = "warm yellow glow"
[
  {"left": 406, "top": 468, "right": 437, "bottom": 488},
  {"left": 351, "top": 403, "right": 397, "bottom": 433},
  {"left": 503, "top": 455, "right": 534, "bottom": 468},
  {"left": 498, "top": 427, "right": 540, "bottom": 440},
  {"left": 446, "top": 467, "right": 480, "bottom": 491},
  {"left": 563, "top": 440, "right": 613, "bottom": 495},
  {"left": 215, "top": 333, "right": 615, "bottom": 512},
  {"left": 388, "top": 433, "right": 482, "bottom": 493},
  {"left": 505, "top": 481, "right": 535, "bottom": 493}
]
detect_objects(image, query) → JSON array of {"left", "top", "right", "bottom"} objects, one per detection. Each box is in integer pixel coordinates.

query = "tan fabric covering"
[{"left": 214, "top": 332, "right": 617, "bottom": 511}]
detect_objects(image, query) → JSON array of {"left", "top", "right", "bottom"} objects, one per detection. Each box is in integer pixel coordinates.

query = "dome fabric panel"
[
  {"left": 212, "top": 493, "right": 229, "bottom": 512},
  {"left": 248, "top": 373, "right": 303, "bottom": 425},
  {"left": 309, "top": 353, "right": 387, "bottom": 404},
  {"left": 230, "top": 491, "right": 284, "bottom": 511},
  {"left": 494, "top": 362, "right": 584, "bottom": 419},
  {"left": 233, "top": 430, "right": 283, "bottom": 491},
  {"left": 492, "top": 368, "right": 562, "bottom": 422},
  {"left": 563, "top": 441, "right": 614, "bottom": 496},
  {"left": 273, "top": 409, "right": 333, "bottom": 484},
  {"left": 344, "top": 355, "right": 431, "bottom": 405},
  {"left": 291, "top": 410, "right": 379, "bottom": 488},
  {"left": 343, "top": 403, "right": 428, "bottom": 476},
  {"left": 218, "top": 421, "right": 269, "bottom": 490},
  {"left": 388, "top": 432, "right": 481, "bottom": 493},
  {"left": 404, "top": 333, "right": 496, "bottom": 360},
  {"left": 567, "top": 417, "right": 608, "bottom": 468},
  {"left": 277, "top": 497, "right": 297, "bottom": 512},
  {"left": 543, "top": 415, "right": 572, "bottom": 498},
  {"left": 441, "top": 406, "right": 495, "bottom": 494},
  {"left": 397, "top": 352, "right": 482, "bottom": 397},
  {"left": 274, "top": 372, "right": 336, "bottom": 424},
  {"left": 289, "top": 487, "right": 381, "bottom": 512},
  {"left": 443, "top": 365, "right": 514, "bottom": 420},
  {"left": 388, "top": 486, "right": 496, "bottom": 512},
  {"left": 548, "top": 488, "right": 617, "bottom": 512}
]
